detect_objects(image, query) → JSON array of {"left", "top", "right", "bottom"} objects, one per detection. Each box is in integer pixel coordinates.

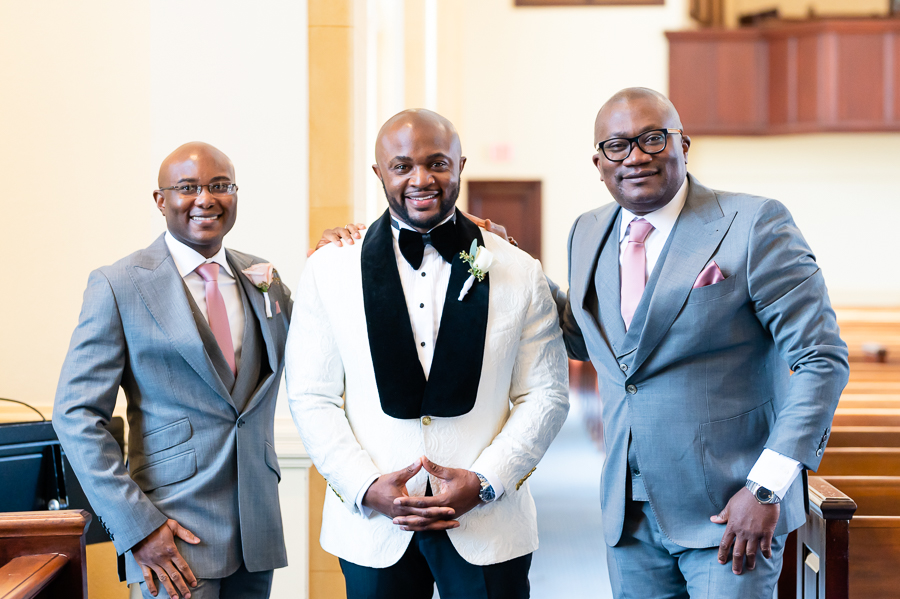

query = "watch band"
[
  {"left": 746, "top": 480, "right": 781, "bottom": 504},
  {"left": 475, "top": 472, "right": 496, "bottom": 503}
]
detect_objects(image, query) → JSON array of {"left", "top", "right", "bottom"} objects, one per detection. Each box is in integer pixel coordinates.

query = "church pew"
[
  {"left": 816, "top": 448, "right": 900, "bottom": 476},
  {"left": 843, "top": 381, "right": 900, "bottom": 394},
  {"left": 828, "top": 427, "right": 900, "bottom": 448},
  {"left": 837, "top": 395, "right": 900, "bottom": 410},
  {"left": 831, "top": 409, "right": 900, "bottom": 427},
  {"left": 0, "top": 511, "right": 91, "bottom": 599}
]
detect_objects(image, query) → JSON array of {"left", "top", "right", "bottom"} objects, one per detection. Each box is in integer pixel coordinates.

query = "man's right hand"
[
  {"left": 306, "top": 223, "right": 367, "bottom": 257},
  {"left": 132, "top": 519, "right": 201, "bottom": 598},
  {"left": 361, "top": 458, "right": 459, "bottom": 530}
]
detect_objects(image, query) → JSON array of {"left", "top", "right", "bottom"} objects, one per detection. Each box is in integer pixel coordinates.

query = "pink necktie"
[
  {"left": 196, "top": 263, "right": 236, "bottom": 376},
  {"left": 620, "top": 218, "right": 655, "bottom": 330}
]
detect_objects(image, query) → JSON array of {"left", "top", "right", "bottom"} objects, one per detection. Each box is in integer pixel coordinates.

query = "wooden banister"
[
  {"left": 0, "top": 554, "right": 69, "bottom": 599},
  {"left": 0, "top": 511, "right": 91, "bottom": 599}
]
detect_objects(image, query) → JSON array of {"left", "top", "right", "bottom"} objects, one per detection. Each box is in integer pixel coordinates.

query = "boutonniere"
[
  {"left": 458, "top": 240, "right": 493, "bottom": 301},
  {"left": 242, "top": 263, "right": 279, "bottom": 318}
]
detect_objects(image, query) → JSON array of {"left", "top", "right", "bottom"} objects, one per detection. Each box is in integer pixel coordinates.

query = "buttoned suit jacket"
[
  {"left": 285, "top": 211, "right": 569, "bottom": 568},
  {"left": 53, "top": 233, "right": 292, "bottom": 582},
  {"left": 555, "top": 174, "right": 849, "bottom": 548}
]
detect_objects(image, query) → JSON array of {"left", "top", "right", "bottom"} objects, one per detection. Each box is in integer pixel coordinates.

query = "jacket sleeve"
[
  {"left": 284, "top": 259, "right": 381, "bottom": 514},
  {"left": 52, "top": 269, "right": 167, "bottom": 555},
  {"left": 470, "top": 258, "right": 570, "bottom": 493},
  {"left": 748, "top": 199, "right": 849, "bottom": 470}
]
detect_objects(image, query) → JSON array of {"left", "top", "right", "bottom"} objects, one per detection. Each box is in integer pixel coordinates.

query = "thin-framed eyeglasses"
[
  {"left": 158, "top": 182, "right": 239, "bottom": 196},
  {"left": 595, "top": 128, "right": 684, "bottom": 162}
]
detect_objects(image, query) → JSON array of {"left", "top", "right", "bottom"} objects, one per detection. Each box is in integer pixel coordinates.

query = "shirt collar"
[
  {"left": 164, "top": 231, "right": 234, "bottom": 279},
  {"left": 618, "top": 176, "right": 689, "bottom": 242},
  {"left": 390, "top": 211, "right": 457, "bottom": 240}
]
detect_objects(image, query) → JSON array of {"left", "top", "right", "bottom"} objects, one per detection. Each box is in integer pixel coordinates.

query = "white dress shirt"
[
  {"left": 619, "top": 177, "right": 802, "bottom": 499},
  {"left": 355, "top": 213, "right": 505, "bottom": 514},
  {"left": 165, "top": 232, "right": 245, "bottom": 371}
]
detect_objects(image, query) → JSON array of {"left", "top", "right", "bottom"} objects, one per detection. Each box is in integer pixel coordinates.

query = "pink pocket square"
[
  {"left": 693, "top": 261, "right": 725, "bottom": 289},
  {"left": 275, "top": 300, "right": 282, "bottom": 315}
]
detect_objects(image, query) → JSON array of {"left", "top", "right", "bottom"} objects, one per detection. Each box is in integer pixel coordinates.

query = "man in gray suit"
[
  {"left": 53, "top": 142, "right": 291, "bottom": 599},
  {"left": 554, "top": 88, "right": 849, "bottom": 598}
]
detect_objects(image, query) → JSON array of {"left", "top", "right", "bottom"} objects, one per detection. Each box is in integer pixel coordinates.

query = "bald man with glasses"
[{"left": 54, "top": 142, "right": 292, "bottom": 599}]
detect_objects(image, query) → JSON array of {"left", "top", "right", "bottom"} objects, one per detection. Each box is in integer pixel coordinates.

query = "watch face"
[{"left": 755, "top": 487, "right": 774, "bottom": 503}]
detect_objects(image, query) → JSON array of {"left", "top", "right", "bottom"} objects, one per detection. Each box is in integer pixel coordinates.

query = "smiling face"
[
  {"left": 592, "top": 92, "right": 690, "bottom": 216},
  {"left": 373, "top": 110, "right": 466, "bottom": 233},
  {"left": 153, "top": 143, "right": 237, "bottom": 258}
]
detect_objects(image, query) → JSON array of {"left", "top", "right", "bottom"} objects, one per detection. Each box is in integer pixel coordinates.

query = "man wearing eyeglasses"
[
  {"left": 54, "top": 142, "right": 291, "bottom": 599},
  {"left": 552, "top": 87, "right": 848, "bottom": 598}
]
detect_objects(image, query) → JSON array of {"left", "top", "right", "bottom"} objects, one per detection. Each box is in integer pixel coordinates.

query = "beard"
[{"left": 383, "top": 181, "right": 460, "bottom": 232}]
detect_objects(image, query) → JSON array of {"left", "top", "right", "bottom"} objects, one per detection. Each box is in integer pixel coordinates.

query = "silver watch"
[
  {"left": 475, "top": 472, "right": 496, "bottom": 503},
  {"left": 746, "top": 480, "right": 781, "bottom": 504}
]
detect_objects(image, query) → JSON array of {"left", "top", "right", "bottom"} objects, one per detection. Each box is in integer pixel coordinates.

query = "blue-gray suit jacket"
[
  {"left": 557, "top": 174, "right": 849, "bottom": 548},
  {"left": 53, "top": 234, "right": 292, "bottom": 582}
]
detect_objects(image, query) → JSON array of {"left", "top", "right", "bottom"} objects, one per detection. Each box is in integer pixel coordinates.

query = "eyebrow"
[
  {"left": 606, "top": 125, "right": 664, "bottom": 138},
  {"left": 175, "top": 175, "right": 232, "bottom": 184}
]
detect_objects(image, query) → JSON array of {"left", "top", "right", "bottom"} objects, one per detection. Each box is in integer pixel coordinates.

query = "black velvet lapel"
[
  {"left": 422, "top": 212, "right": 488, "bottom": 417},
  {"left": 362, "top": 210, "right": 428, "bottom": 419},
  {"left": 361, "top": 209, "right": 489, "bottom": 419}
]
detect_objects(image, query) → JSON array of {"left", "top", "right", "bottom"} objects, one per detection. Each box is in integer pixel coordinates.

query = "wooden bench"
[
  {"left": 780, "top": 476, "right": 900, "bottom": 599},
  {"left": 828, "top": 427, "right": 900, "bottom": 448},
  {"left": 816, "top": 448, "right": 900, "bottom": 476},
  {"left": 0, "top": 510, "right": 91, "bottom": 599}
]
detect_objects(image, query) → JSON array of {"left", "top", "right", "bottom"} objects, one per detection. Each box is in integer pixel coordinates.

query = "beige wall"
[{"left": 436, "top": 0, "right": 900, "bottom": 305}]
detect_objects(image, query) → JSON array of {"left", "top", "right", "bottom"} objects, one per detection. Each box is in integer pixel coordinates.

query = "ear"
[
  {"left": 681, "top": 134, "right": 691, "bottom": 165},
  {"left": 458, "top": 156, "right": 467, "bottom": 176},
  {"left": 592, "top": 153, "right": 606, "bottom": 181},
  {"left": 153, "top": 190, "right": 166, "bottom": 215},
  {"left": 372, "top": 164, "right": 382, "bottom": 180}
]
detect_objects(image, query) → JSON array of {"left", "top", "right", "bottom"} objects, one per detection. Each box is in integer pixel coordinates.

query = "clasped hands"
[{"left": 362, "top": 456, "right": 483, "bottom": 531}]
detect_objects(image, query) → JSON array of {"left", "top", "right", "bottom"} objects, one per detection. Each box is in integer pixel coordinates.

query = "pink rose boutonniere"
[{"left": 242, "top": 262, "right": 277, "bottom": 318}]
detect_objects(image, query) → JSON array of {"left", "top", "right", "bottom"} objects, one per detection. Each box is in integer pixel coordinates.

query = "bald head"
[
  {"left": 591, "top": 88, "right": 690, "bottom": 216},
  {"left": 373, "top": 109, "right": 466, "bottom": 233},
  {"left": 158, "top": 142, "right": 234, "bottom": 188},
  {"left": 594, "top": 87, "right": 682, "bottom": 146}
]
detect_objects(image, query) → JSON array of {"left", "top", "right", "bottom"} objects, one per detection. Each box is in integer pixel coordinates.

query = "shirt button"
[
  {"left": 626, "top": 385, "right": 637, "bottom": 395},
  {"left": 620, "top": 364, "right": 628, "bottom": 372},
  {"left": 421, "top": 272, "right": 426, "bottom": 277},
  {"left": 420, "top": 303, "right": 425, "bottom": 308},
  {"left": 422, "top": 416, "right": 432, "bottom": 426},
  {"left": 420, "top": 342, "right": 426, "bottom": 347}
]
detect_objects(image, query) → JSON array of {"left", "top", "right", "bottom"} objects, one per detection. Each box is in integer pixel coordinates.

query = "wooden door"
[{"left": 467, "top": 181, "right": 542, "bottom": 261}]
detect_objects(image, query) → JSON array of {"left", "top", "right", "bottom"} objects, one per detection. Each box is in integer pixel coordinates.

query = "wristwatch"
[
  {"left": 746, "top": 480, "right": 781, "bottom": 504},
  {"left": 474, "top": 472, "right": 496, "bottom": 503}
]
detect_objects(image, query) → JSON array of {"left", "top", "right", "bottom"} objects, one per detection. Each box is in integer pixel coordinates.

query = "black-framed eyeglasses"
[
  {"left": 595, "top": 128, "right": 684, "bottom": 162},
  {"left": 158, "top": 182, "right": 239, "bottom": 196}
]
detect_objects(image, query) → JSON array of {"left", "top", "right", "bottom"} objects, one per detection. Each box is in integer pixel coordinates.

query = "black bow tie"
[{"left": 397, "top": 219, "right": 457, "bottom": 270}]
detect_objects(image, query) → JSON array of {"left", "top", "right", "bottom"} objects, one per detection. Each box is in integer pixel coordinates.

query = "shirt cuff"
[
  {"left": 747, "top": 448, "right": 803, "bottom": 500},
  {"left": 354, "top": 474, "right": 380, "bottom": 518},
  {"left": 474, "top": 469, "right": 505, "bottom": 501}
]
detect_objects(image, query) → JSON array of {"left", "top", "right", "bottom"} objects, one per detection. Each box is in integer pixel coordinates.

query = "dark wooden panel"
[
  {"left": 837, "top": 33, "right": 885, "bottom": 123},
  {"left": 667, "top": 19, "right": 900, "bottom": 135},
  {"left": 467, "top": 181, "right": 542, "bottom": 261}
]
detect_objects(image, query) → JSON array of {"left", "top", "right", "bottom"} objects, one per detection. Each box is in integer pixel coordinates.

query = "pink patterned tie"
[
  {"left": 196, "top": 263, "right": 236, "bottom": 376},
  {"left": 620, "top": 218, "right": 655, "bottom": 330}
]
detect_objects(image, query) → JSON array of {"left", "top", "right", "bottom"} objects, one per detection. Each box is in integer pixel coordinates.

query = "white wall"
[
  {"left": 438, "top": 0, "right": 900, "bottom": 306},
  {"left": 0, "top": 0, "right": 309, "bottom": 417}
]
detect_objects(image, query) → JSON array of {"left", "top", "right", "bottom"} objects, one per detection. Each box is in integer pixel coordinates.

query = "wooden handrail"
[
  {"left": 0, "top": 512, "right": 91, "bottom": 539},
  {"left": 0, "top": 554, "right": 68, "bottom": 599}
]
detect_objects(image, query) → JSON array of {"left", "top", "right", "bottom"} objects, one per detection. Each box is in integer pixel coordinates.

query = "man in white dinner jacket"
[{"left": 285, "top": 109, "right": 569, "bottom": 598}]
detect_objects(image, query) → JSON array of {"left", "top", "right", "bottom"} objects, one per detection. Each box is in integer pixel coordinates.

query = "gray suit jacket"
[
  {"left": 53, "top": 234, "right": 293, "bottom": 582},
  {"left": 555, "top": 174, "right": 849, "bottom": 548}
]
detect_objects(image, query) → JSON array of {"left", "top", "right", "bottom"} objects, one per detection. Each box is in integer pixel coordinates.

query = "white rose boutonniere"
[
  {"left": 458, "top": 240, "right": 493, "bottom": 301},
  {"left": 242, "top": 262, "right": 277, "bottom": 318}
]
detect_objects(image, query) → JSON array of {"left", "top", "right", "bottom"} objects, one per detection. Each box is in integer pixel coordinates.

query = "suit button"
[
  {"left": 422, "top": 416, "right": 432, "bottom": 426},
  {"left": 237, "top": 418, "right": 245, "bottom": 428},
  {"left": 632, "top": 468, "right": 641, "bottom": 477},
  {"left": 620, "top": 364, "right": 628, "bottom": 372},
  {"left": 626, "top": 385, "right": 637, "bottom": 395},
  {"left": 816, "top": 448, "right": 823, "bottom": 457}
]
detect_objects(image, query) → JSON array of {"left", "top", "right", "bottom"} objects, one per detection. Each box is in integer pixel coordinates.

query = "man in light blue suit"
[
  {"left": 53, "top": 142, "right": 291, "bottom": 599},
  {"left": 554, "top": 88, "right": 849, "bottom": 598}
]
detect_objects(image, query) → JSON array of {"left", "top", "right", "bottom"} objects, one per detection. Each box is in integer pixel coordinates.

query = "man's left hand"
[
  {"left": 711, "top": 487, "right": 780, "bottom": 575},
  {"left": 391, "top": 457, "right": 483, "bottom": 531}
]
